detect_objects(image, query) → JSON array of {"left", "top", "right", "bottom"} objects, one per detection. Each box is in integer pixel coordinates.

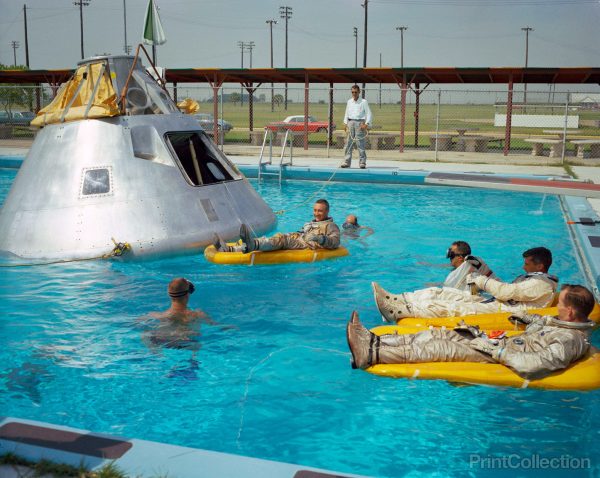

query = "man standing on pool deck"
[
  {"left": 347, "top": 284, "right": 595, "bottom": 379},
  {"left": 215, "top": 199, "right": 340, "bottom": 253},
  {"left": 341, "top": 85, "right": 372, "bottom": 169},
  {"left": 373, "top": 247, "right": 558, "bottom": 321}
]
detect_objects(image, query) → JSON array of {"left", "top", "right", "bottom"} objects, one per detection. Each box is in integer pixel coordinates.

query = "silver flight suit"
[{"left": 256, "top": 217, "right": 340, "bottom": 251}]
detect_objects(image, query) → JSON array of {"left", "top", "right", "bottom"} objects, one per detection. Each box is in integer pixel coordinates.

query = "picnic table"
[{"left": 570, "top": 139, "right": 600, "bottom": 158}]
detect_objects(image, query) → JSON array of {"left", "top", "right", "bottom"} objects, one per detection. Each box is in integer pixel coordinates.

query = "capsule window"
[
  {"left": 81, "top": 167, "right": 112, "bottom": 196},
  {"left": 165, "top": 131, "right": 235, "bottom": 186}
]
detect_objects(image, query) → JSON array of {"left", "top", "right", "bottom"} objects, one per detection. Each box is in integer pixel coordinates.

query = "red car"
[{"left": 265, "top": 115, "right": 334, "bottom": 132}]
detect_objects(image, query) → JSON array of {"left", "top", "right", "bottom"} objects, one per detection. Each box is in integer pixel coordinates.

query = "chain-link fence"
[{"left": 2, "top": 83, "right": 600, "bottom": 161}]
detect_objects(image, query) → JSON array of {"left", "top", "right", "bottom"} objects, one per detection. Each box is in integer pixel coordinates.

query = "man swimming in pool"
[
  {"left": 215, "top": 199, "right": 340, "bottom": 253},
  {"left": 142, "top": 277, "right": 227, "bottom": 350},
  {"left": 341, "top": 214, "right": 374, "bottom": 240},
  {"left": 347, "top": 284, "right": 594, "bottom": 380}
]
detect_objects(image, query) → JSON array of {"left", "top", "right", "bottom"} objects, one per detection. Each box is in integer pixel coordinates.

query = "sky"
[{"left": 1, "top": 0, "right": 600, "bottom": 71}]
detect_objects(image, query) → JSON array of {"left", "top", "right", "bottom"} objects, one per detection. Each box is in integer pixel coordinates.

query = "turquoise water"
[{"left": 0, "top": 168, "right": 598, "bottom": 477}]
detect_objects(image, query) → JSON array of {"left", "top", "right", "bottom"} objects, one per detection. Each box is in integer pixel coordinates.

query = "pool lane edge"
[{"left": 0, "top": 417, "right": 366, "bottom": 478}]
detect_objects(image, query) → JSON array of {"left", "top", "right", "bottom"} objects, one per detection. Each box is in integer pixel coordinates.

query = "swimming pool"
[{"left": 0, "top": 168, "right": 598, "bottom": 477}]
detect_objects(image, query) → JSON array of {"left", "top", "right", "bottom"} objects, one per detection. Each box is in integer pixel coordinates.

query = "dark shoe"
[
  {"left": 339, "top": 163, "right": 350, "bottom": 169},
  {"left": 239, "top": 224, "right": 256, "bottom": 252},
  {"left": 372, "top": 281, "right": 412, "bottom": 323},
  {"left": 359, "top": 164, "right": 366, "bottom": 169},
  {"left": 213, "top": 234, "right": 231, "bottom": 252},
  {"left": 346, "top": 311, "right": 376, "bottom": 369}
]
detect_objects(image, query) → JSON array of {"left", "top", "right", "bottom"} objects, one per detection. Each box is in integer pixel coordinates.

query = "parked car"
[
  {"left": 0, "top": 111, "right": 36, "bottom": 125},
  {"left": 193, "top": 113, "right": 233, "bottom": 133},
  {"left": 265, "top": 115, "right": 334, "bottom": 133}
]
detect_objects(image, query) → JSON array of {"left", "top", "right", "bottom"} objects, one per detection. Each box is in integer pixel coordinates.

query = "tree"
[
  {"left": 0, "top": 63, "right": 35, "bottom": 114},
  {"left": 229, "top": 92, "right": 241, "bottom": 106},
  {"left": 273, "top": 94, "right": 284, "bottom": 109}
]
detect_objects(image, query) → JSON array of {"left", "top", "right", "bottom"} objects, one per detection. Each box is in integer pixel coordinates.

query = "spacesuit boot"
[
  {"left": 239, "top": 223, "right": 260, "bottom": 252},
  {"left": 372, "top": 282, "right": 413, "bottom": 322},
  {"left": 346, "top": 311, "right": 413, "bottom": 369}
]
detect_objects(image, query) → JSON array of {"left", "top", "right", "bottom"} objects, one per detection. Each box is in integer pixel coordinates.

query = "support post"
[
  {"left": 207, "top": 73, "right": 224, "bottom": 145},
  {"left": 328, "top": 82, "right": 334, "bottom": 155},
  {"left": 414, "top": 82, "right": 420, "bottom": 147},
  {"left": 304, "top": 73, "right": 309, "bottom": 150},
  {"left": 173, "top": 81, "right": 178, "bottom": 103},
  {"left": 399, "top": 76, "right": 407, "bottom": 153},
  {"left": 35, "top": 84, "right": 41, "bottom": 112},
  {"left": 503, "top": 76, "right": 513, "bottom": 156}
]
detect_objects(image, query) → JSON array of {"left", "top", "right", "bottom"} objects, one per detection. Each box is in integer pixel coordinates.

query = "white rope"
[{"left": 273, "top": 128, "right": 369, "bottom": 216}]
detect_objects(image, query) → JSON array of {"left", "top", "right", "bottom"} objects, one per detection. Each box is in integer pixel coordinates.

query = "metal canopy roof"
[
  {"left": 166, "top": 67, "right": 600, "bottom": 85},
  {"left": 1, "top": 67, "right": 600, "bottom": 85}
]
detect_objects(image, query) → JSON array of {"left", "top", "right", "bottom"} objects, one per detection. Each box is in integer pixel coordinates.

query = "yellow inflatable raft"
[
  {"left": 204, "top": 244, "right": 349, "bottom": 265},
  {"left": 366, "top": 326, "right": 600, "bottom": 391},
  {"left": 394, "top": 303, "right": 600, "bottom": 330}
]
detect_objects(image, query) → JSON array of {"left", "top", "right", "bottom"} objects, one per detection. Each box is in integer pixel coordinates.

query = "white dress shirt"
[{"left": 344, "top": 97, "right": 372, "bottom": 126}]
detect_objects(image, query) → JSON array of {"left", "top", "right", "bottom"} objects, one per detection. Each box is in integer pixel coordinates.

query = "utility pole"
[
  {"left": 266, "top": 19, "right": 277, "bottom": 112},
  {"left": 246, "top": 41, "right": 255, "bottom": 68},
  {"left": 11, "top": 41, "right": 20, "bottom": 66},
  {"left": 74, "top": 0, "right": 91, "bottom": 60},
  {"left": 280, "top": 5, "right": 292, "bottom": 110},
  {"left": 123, "top": 0, "right": 130, "bottom": 54},
  {"left": 23, "top": 4, "right": 30, "bottom": 67},
  {"left": 396, "top": 26, "right": 407, "bottom": 68},
  {"left": 522, "top": 26, "right": 533, "bottom": 106},
  {"left": 353, "top": 27, "right": 358, "bottom": 68},
  {"left": 238, "top": 41, "right": 246, "bottom": 106},
  {"left": 361, "top": 0, "right": 368, "bottom": 98}
]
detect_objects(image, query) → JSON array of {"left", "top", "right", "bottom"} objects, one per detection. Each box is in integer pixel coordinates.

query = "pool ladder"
[{"left": 258, "top": 128, "right": 293, "bottom": 185}]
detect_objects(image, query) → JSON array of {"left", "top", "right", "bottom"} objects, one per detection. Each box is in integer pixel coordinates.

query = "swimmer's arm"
[
  {"left": 360, "top": 226, "right": 374, "bottom": 238},
  {"left": 198, "top": 311, "right": 238, "bottom": 330}
]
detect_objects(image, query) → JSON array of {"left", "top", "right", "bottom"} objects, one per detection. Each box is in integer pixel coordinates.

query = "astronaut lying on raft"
[{"left": 350, "top": 242, "right": 597, "bottom": 381}]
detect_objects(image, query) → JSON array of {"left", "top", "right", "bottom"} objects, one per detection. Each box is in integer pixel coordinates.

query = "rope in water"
[{"left": 0, "top": 239, "right": 131, "bottom": 268}]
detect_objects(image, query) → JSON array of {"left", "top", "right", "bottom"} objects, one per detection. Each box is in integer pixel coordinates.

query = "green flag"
[{"left": 143, "top": 0, "right": 166, "bottom": 47}]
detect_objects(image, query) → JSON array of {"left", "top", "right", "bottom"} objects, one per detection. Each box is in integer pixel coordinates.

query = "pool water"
[{"left": 0, "top": 168, "right": 598, "bottom": 477}]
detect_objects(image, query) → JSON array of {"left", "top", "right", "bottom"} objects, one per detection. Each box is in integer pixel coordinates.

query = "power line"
[
  {"left": 73, "top": 0, "right": 91, "bottom": 60},
  {"left": 353, "top": 27, "right": 358, "bottom": 68},
  {"left": 10, "top": 40, "right": 20, "bottom": 66},
  {"left": 280, "top": 5, "right": 292, "bottom": 110},
  {"left": 522, "top": 25, "right": 533, "bottom": 105},
  {"left": 396, "top": 26, "right": 408, "bottom": 68},
  {"left": 266, "top": 19, "right": 277, "bottom": 112}
]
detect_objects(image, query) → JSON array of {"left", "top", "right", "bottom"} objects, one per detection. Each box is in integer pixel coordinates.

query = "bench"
[
  {"left": 333, "top": 131, "right": 380, "bottom": 150},
  {"left": 570, "top": 139, "right": 600, "bottom": 158},
  {"left": 249, "top": 130, "right": 267, "bottom": 146},
  {"left": 524, "top": 138, "right": 563, "bottom": 157},
  {"left": 458, "top": 135, "right": 503, "bottom": 153},
  {"left": 368, "top": 132, "right": 396, "bottom": 150},
  {"left": 429, "top": 134, "right": 457, "bottom": 151}
]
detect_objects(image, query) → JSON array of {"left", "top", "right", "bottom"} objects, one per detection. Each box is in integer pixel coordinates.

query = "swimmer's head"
[
  {"left": 345, "top": 214, "right": 358, "bottom": 226},
  {"left": 168, "top": 277, "right": 195, "bottom": 300}
]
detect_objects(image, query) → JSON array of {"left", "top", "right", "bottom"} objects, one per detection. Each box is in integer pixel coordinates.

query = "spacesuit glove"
[
  {"left": 453, "top": 320, "right": 484, "bottom": 338},
  {"left": 306, "top": 233, "right": 326, "bottom": 246},
  {"left": 469, "top": 336, "right": 500, "bottom": 356},
  {"left": 467, "top": 272, "right": 488, "bottom": 291},
  {"left": 508, "top": 310, "right": 533, "bottom": 324},
  {"left": 508, "top": 312, "right": 542, "bottom": 325}
]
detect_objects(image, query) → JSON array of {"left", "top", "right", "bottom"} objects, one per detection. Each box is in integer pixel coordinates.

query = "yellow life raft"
[
  {"left": 366, "top": 325, "right": 600, "bottom": 391},
  {"left": 204, "top": 244, "right": 349, "bottom": 265},
  {"left": 395, "top": 303, "right": 600, "bottom": 330}
]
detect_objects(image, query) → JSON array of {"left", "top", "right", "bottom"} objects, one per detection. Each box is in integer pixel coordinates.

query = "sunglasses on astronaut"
[
  {"left": 168, "top": 279, "right": 196, "bottom": 298},
  {"left": 446, "top": 248, "right": 467, "bottom": 260}
]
